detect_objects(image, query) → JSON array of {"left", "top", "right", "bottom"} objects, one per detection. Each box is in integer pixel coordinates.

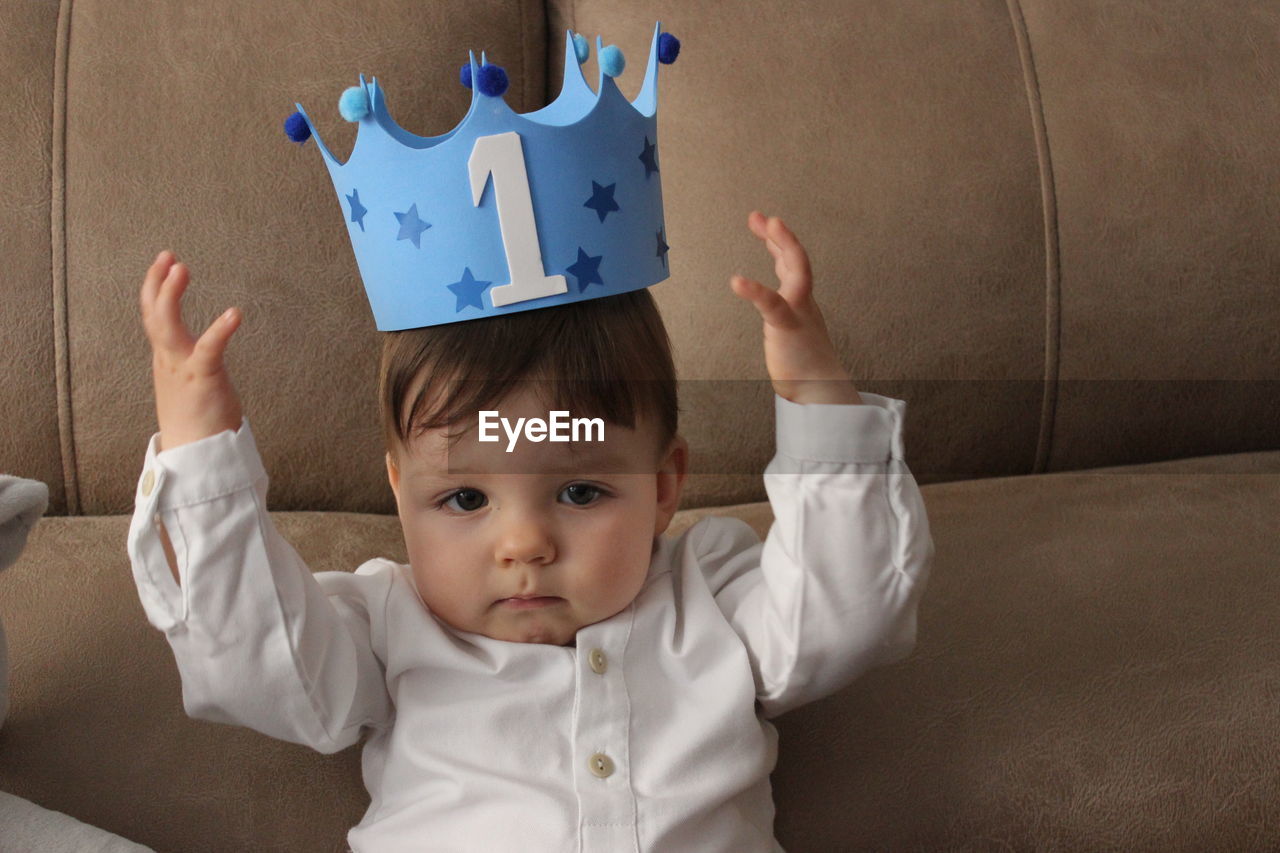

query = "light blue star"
[
  {"left": 583, "top": 181, "right": 620, "bottom": 223},
  {"left": 346, "top": 188, "right": 367, "bottom": 231},
  {"left": 566, "top": 247, "right": 604, "bottom": 292},
  {"left": 446, "top": 267, "right": 492, "bottom": 311},
  {"left": 394, "top": 203, "right": 431, "bottom": 249}
]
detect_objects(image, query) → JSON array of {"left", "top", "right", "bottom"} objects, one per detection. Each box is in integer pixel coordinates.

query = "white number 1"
[{"left": 468, "top": 132, "right": 568, "bottom": 307}]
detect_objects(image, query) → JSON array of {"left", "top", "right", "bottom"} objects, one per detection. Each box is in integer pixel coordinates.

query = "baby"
[{"left": 129, "top": 211, "right": 933, "bottom": 851}]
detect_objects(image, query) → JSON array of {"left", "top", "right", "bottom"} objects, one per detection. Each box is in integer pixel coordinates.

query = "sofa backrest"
[{"left": 4, "top": 0, "right": 1277, "bottom": 516}]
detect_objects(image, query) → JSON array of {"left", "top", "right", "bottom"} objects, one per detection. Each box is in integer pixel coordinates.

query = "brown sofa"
[{"left": 3, "top": 0, "right": 1279, "bottom": 850}]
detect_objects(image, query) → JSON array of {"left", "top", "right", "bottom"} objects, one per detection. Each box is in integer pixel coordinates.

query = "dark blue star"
[
  {"left": 639, "top": 137, "right": 659, "bottom": 178},
  {"left": 583, "top": 181, "right": 620, "bottom": 223},
  {"left": 394, "top": 203, "right": 431, "bottom": 249},
  {"left": 346, "top": 188, "right": 367, "bottom": 231},
  {"left": 566, "top": 248, "right": 604, "bottom": 292},
  {"left": 446, "top": 267, "right": 492, "bottom": 311},
  {"left": 656, "top": 228, "right": 670, "bottom": 268}
]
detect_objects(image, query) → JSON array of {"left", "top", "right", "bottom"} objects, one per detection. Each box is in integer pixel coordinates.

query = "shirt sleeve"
[
  {"left": 696, "top": 391, "right": 934, "bottom": 720},
  {"left": 124, "top": 417, "right": 394, "bottom": 753}
]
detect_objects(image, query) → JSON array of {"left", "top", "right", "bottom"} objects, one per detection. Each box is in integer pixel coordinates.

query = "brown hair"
[{"left": 379, "top": 288, "right": 679, "bottom": 468}]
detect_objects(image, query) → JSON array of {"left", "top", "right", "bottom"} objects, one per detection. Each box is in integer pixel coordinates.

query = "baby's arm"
[
  {"left": 130, "top": 252, "right": 392, "bottom": 753},
  {"left": 698, "top": 394, "right": 933, "bottom": 719},
  {"left": 711, "top": 213, "right": 934, "bottom": 718}
]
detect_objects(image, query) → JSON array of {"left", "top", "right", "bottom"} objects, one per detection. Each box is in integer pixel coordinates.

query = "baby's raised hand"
[
  {"left": 139, "top": 250, "right": 244, "bottom": 452},
  {"left": 730, "top": 211, "right": 862, "bottom": 405}
]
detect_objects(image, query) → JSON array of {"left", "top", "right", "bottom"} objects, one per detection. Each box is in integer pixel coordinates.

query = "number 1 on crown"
[{"left": 468, "top": 132, "right": 569, "bottom": 308}]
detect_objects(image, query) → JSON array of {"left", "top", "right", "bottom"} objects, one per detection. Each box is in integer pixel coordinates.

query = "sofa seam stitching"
[
  {"left": 1006, "top": 0, "right": 1062, "bottom": 476},
  {"left": 52, "top": 0, "right": 79, "bottom": 515}
]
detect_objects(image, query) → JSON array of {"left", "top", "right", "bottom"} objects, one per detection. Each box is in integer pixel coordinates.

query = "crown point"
[
  {"left": 476, "top": 62, "right": 509, "bottom": 97},
  {"left": 283, "top": 110, "right": 311, "bottom": 143},
  {"left": 600, "top": 45, "right": 625, "bottom": 78},
  {"left": 572, "top": 33, "right": 590, "bottom": 65},
  {"left": 338, "top": 85, "right": 371, "bottom": 122},
  {"left": 658, "top": 32, "right": 681, "bottom": 64},
  {"left": 459, "top": 62, "right": 473, "bottom": 89}
]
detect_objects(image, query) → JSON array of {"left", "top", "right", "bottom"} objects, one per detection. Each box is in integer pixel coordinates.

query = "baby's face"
[{"left": 386, "top": 384, "right": 687, "bottom": 646}]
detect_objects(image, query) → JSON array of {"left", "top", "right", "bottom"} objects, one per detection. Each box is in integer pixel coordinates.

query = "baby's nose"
[{"left": 494, "top": 514, "right": 556, "bottom": 566}]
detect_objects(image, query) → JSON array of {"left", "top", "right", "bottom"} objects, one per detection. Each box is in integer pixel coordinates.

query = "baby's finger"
[
  {"left": 140, "top": 250, "right": 174, "bottom": 321},
  {"left": 150, "top": 261, "right": 196, "bottom": 351},
  {"left": 746, "top": 212, "right": 783, "bottom": 261},
  {"left": 730, "top": 275, "right": 801, "bottom": 330},
  {"left": 190, "top": 307, "right": 241, "bottom": 373},
  {"left": 142, "top": 261, "right": 183, "bottom": 348},
  {"left": 762, "top": 217, "right": 813, "bottom": 301}
]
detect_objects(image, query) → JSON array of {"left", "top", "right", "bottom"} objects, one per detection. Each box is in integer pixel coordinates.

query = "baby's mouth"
[{"left": 497, "top": 596, "right": 562, "bottom": 609}]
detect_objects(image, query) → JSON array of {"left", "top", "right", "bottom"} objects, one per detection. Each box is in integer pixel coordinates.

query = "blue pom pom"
[
  {"left": 476, "top": 63, "right": 509, "bottom": 97},
  {"left": 658, "top": 32, "right": 680, "bottom": 64},
  {"left": 338, "top": 85, "right": 370, "bottom": 122},
  {"left": 572, "top": 33, "right": 590, "bottom": 65},
  {"left": 284, "top": 111, "right": 311, "bottom": 143},
  {"left": 459, "top": 62, "right": 472, "bottom": 89},
  {"left": 599, "top": 45, "right": 625, "bottom": 78}
]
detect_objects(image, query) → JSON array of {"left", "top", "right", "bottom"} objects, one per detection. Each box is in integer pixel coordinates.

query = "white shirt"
[{"left": 126, "top": 392, "right": 933, "bottom": 852}]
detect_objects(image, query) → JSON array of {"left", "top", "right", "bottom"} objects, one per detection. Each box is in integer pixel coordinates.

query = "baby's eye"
[
  {"left": 560, "top": 483, "right": 605, "bottom": 506},
  {"left": 440, "top": 488, "right": 487, "bottom": 513}
]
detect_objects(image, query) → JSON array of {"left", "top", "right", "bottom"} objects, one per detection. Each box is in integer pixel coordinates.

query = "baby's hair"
[{"left": 379, "top": 287, "right": 679, "bottom": 467}]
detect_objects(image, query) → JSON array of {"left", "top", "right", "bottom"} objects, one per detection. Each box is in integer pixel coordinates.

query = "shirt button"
[
  {"left": 589, "top": 648, "right": 607, "bottom": 674},
  {"left": 141, "top": 469, "right": 156, "bottom": 496},
  {"left": 588, "top": 752, "right": 614, "bottom": 778}
]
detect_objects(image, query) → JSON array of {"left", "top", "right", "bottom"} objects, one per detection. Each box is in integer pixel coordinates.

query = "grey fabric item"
[
  {"left": 0, "top": 482, "right": 151, "bottom": 853},
  {"left": 0, "top": 475, "right": 48, "bottom": 730},
  {"left": 0, "top": 475, "right": 47, "bottom": 572},
  {"left": 0, "top": 791, "right": 155, "bottom": 852}
]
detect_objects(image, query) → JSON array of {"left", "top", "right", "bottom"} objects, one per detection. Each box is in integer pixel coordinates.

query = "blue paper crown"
[{"left": 287, "top": 23, "right": 680, "bottom": 331}]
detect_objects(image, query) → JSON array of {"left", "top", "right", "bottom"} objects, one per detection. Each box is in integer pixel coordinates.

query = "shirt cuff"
[
  {"left": 135, "top": 416, "right": 266, "bottom": 511},
  {"left": 774, "top": 391, "right": 906, "bottom": 463}
]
